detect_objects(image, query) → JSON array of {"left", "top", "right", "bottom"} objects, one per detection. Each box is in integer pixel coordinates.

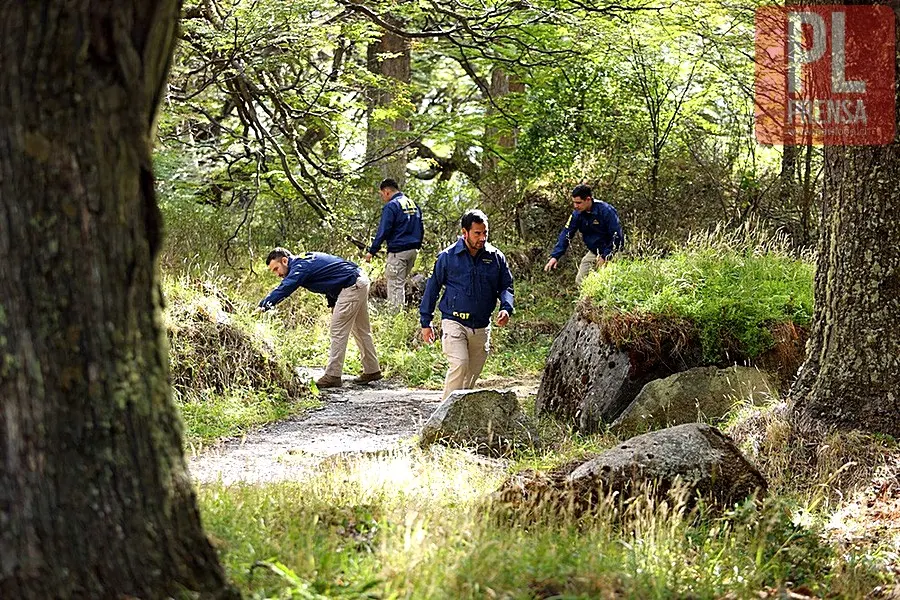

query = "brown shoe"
[
  {"left": 315, "top": 374, "right": 343, "bottom": 389},
  {"left": 354, "top": 371, "right": 383, "bottom": 384}
]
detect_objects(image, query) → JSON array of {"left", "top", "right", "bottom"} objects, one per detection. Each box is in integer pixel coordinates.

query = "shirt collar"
[{"left": 390, "top": 191, "right": 404, "bottom": 202}]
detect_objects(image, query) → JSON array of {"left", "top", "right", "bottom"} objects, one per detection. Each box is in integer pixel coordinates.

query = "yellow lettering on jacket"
[{"left": 398, "top": 196, "right": 417, "bottom": 215}]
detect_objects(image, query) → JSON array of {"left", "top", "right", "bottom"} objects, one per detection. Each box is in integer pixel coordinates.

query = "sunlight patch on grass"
[{"left": 197, "top": 442, "right": 892, "bottom": 599}]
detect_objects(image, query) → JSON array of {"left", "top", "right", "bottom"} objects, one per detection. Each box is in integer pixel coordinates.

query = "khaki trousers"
[
  {"left": 324, "top": 275, "right": 380, "bottom": 377},
  {"left": 440, "top": 319, "right": 490, "bottom": 400},
  {"left": 385, "top": 248, "right": 418, "bottom": 308},
  {"left": 575, "top": 250, "right": 605, "bottom": 286}
]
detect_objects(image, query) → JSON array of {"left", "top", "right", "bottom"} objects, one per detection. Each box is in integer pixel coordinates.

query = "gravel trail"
[
  {"left": 188, "top": 380, "right": 443, "bottom": 484},
  {"left": 188, "top": 374, "right": 538, "bottom": 485}
]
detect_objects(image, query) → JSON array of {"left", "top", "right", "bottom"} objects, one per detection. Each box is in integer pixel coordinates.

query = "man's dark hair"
[
  {"left": 572, "top": 184, "right": 592, "bottom": 200},
  {"left": 265, "top": 247, "right": 292, "bottom": 264},
  {"left": 460, "top": 209, "right": 488, "bottom": 231},
  {"left": 379, "top": 178, "right": 399, "bottom": 191}
]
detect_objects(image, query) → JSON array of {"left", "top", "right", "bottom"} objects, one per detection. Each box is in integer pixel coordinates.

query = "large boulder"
[
  {"left": 535, "top": 312, "right": 702, "bottom": 432},
  {"left": 496, "top": 423, "right": 766, "bottom": 517},
  {"left": 611, "top": 366, "right": 776, "bottom": 435},
  {"left": 419, "top": 389, "right": 538, "bottom": 456}
]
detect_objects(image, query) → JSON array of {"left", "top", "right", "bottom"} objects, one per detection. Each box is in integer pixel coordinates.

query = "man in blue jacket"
[
  {"left": 419, "top": 210, "right": 514, "bottom": 400},
  {"left": 364, "top": 178, "right": 424, "bottom": 309},
  {"left": 544, "top": 184, "right": 623, "bottom": 285},
  {"left": 259, "top": 248, "right": 381, "bottom": 389}
]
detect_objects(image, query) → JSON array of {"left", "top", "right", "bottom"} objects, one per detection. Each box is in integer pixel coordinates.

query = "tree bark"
[
  {"left": 366, "top": 27, "right": 411, "bottom": 186},
  {"left": 0, "top": 3, "right": 236, "bottom": 598},
  {"left": 481, "top": 68, "right": 524, "bottom": 210},
  {"left": 790, "top": 144, "right": 900, "bottom": 436}
]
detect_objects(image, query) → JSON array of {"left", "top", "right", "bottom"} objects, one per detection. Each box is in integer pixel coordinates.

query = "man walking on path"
[
  {"left": 544, "top": 184, "right": 624, "bottom": 286},
  {"left": 419, "top": 210, "right": 514, "bottom": 400},
  {"left": 364, "top": 178, "right": 424, "bottom": 308},
  {"left": 259, "top": 248, "right": 382, "bottom": 389}
]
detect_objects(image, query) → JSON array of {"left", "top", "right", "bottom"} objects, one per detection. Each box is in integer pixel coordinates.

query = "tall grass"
[{"left": 198, "top": 445, "right": 891, "bottom": 599}]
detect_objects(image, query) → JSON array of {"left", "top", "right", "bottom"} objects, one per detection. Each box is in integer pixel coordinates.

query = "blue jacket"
[
  {"left": 420, "top": 239, "right": 514, "bottom": 329},
  {"left": 550, "top": 200, "right": 623, "bottom": 259},
  {"left": 259, "top": 253, "right": 360, "bottom": 309},
  {"left": 368, "top": 192, "right": 424, "bottom": 255}
]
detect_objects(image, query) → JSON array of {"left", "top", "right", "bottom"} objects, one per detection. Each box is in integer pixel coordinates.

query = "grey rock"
[
  {"left": 612, "top": 366, "right": 776, "bottom": 435},
  {"left": 567, "top": 423, "right": 767, "bottom": 507},
  {"left": 496, "top": 423, "right": 766, "bottom": 517},
  {"left": 419, "top": 389, "right": 539, "bottom": 456},
  {"left": 535, "top": 313, "right": 702, "bottom": 432}
]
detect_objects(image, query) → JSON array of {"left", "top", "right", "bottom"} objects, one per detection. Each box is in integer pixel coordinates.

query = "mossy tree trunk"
[
  {"left": 481, "top": 68, "right": 524, "bottom": 211},
  {"left": 790, "top": 130, "right": 900, "bottom": 435},
  {"left": 0, "top": 2, "right": 235, "bottom": 597},
  {"left": 366, "top": 26, "right": 411, "bottom": 186}
]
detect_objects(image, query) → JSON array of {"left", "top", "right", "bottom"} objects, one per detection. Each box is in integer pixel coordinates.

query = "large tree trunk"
[
  {"left": 480, "top": 68, "right": 524, "bottom": 211},
  {"left": 0, "top": 3, "right": 235, "bottom": 598},
  {"left": 790, "top": 146, "right": 900, "bottom": 436},
  {"left": 366, "top": 27, "right": 411, "bottom": 186}
]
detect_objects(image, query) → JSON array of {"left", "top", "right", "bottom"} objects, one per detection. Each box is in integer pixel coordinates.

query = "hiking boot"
[
  {"left": 354, "top": 371, "right": 383, "bottom": 384},
  {"left": 316, "top": 374, "right": 343, "bottom": 389}
]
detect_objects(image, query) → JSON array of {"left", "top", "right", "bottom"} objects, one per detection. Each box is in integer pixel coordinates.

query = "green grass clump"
[
  {"left": 177, "top": 387, "right": 318, "bottom": 445},
  {"left": 581, "top": 248, "right": 813, "bottom": 362}
]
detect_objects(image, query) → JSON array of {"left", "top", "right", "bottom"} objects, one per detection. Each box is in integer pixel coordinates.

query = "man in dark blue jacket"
[
  {"left": 364, "top": 178, "right": 424, "bottom": 309},
  {"left": 419, "top": 210, "right": 514, "bottom": 399},
  {"left": 544, "top": 184, "right": 623, "bottom": 285},
  {"left": 259, "top": 248, "right": 381, "bottom": 389}
]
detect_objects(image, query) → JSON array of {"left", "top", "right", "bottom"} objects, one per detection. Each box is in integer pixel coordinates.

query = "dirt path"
[
  {"left": 188, "top": 374, "right": 538, "bottom": 485},
  {"left": 188, "top": 381, "right": 442, "bottom": 484}
]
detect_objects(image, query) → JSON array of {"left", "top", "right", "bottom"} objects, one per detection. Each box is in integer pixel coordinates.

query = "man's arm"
[
  {"left": 496, "top": 253, "right": 514, "bottom": 326},
  {"left": 258, "top": 264, "right": 306, "bottom": 309},
  {"left": 599, "top": 206, "right": 624, "bottom": 259},
  {"left": 545, "top": 212, "right": 579, "bottom": 272},
  {"left": 367, "top": 203, "right": 396, "bottom": 256},
  {"left": 497, "top": 253, "right": 514, "bottom": 315},
  {"left": 419, "top": 254, "right": 447, "bottom": 340}
]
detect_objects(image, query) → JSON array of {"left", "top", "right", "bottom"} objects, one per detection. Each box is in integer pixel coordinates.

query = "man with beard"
[{"left": 419, "top": 210, "right": 514, "bottom": 399}]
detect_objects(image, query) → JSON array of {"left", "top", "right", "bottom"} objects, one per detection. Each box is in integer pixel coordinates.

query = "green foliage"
[
  {"left": 164, "top": 275, "right": 321, "bottom": 443},
  {"left": 177, "top": 387, "right": 316, "bottom": 445},
  {"left": 581, "top": 241, "right": 814, "bottom": 362}
]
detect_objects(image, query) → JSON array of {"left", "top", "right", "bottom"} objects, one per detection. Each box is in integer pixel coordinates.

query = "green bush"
[{"left": 581, "top": 247, "right": 813, "bottom": 362}]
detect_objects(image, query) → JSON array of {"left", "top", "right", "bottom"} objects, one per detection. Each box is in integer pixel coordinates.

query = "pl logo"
[{"left": 755, "top": 5, "right": 894, "bottom": 145}]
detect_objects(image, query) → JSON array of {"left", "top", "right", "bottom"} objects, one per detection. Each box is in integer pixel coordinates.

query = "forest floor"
[{"left": 188, "top": 372, "right": 539, "bottom": 484}]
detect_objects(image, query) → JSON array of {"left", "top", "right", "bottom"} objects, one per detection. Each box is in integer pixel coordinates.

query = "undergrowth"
[
  {"left": 198, "top": 438, "right": 897, "bottom": 599},
  {"left": 581, "top": 242, "right": 813, "bottom": 363}
]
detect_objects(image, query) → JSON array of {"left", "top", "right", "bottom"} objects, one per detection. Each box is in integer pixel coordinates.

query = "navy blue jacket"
[
  {"left": 368, "top": 192, "right": 424, "bottom": 255},
  {"left": 259, "top": 253, "right": 360, "bottom": 309},
  {"left": 420, "top": 239, "right": 514, "bottom": 329},
  {"left": 550, "top": 200, "right": 623, "bottom": 259}
]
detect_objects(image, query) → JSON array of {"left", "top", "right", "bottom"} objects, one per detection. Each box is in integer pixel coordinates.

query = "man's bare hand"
[
  {"left": 422, "top": 326, "right": 435, "bottom": 343},
  {"left": 363, "top": 252, "right": 373, "bottom": 263},
  {"left": 544, "top": 257, "right": 558, "bottom": 272},
  {"left": 496, "top": 310, "right": 510, "bottom": 327}
]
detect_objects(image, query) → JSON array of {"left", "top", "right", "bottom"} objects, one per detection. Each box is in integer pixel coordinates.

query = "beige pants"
[
  {"left": 325, "top": 275, "right": 380, "bottom": 377},
  {"left": 385, "top": 248, "right": 418, "bottom": 308},
  {"left": 440, "top": 319, "right": 490, "bottom": 400},
  {"left": 575, "top": 250, "right": 605, "bottom": 286}
]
